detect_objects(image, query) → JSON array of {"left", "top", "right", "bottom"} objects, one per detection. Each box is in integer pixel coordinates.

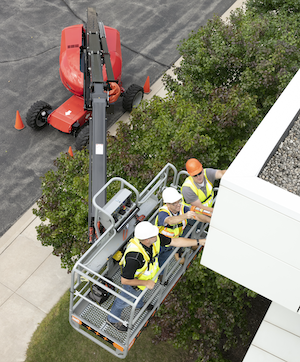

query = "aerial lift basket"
[{"left": 69, "top": 164, "right": 216, "bottom": 358}]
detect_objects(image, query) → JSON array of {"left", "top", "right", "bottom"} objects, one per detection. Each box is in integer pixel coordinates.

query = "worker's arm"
[
  {"left": 164, "top": 214, "right": 186, "bottom": 226},
  {"left": 191, "top": 198, "right": 213, "bottom": 213},
  {"left": 169, "top": 237, "right": 205, "bottom": 248},
  {"left": 121, "top": 253, "right": 156, "bottom": 290},
  {"left": 164, "top": 210, "right": 202, "bottom": 225},
  {"left": 215, "top": 169, "right": 226, "bottom": 179},
  {"left": 194, "top": 212, "right": 211, "bottom": 223},
  {"left": 121, "top": 277, "right": 156, "bottom": 290}
]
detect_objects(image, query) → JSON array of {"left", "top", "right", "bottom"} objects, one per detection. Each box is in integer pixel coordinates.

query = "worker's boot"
[{"left": 175, "top": 252, "right": 185, "bottom": 265}]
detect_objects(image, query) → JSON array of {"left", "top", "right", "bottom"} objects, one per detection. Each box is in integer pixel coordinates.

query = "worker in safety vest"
[
  {"left": 155, "top": 187, "right": 210, "bottom": 266},
  {"left": 181, "top": 158, "right": 226, "bottom": 214},
  {"left": 107, "top": 221, "right": 205, "bottom": 332}
]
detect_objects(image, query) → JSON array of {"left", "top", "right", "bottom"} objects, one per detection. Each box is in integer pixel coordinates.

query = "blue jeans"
[
  {"left": 159, "top": 224, "right": 194, "bottom": 267},
  {"left": 108, "top": 284, "right": 144, "bottom": 323},
  {"left": 181, "top": 225, "right": 191, "bottom": 237},
  {"left": 158, "top": 245, "right": 175, "bottom": 267},
  {"left": 182, "top": 220, "right": 204, "bottom": 238}
]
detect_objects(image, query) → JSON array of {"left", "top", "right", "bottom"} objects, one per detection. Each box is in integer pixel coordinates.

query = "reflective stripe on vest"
[
  {"left": 119, "top": 236, "right": 160, "bottom": 290},
  {"left": 181, "top": 169, "right": 214, "bottom": 208},
  {"left": 155, "top": 204, "right": 187, "bottom": 238}
]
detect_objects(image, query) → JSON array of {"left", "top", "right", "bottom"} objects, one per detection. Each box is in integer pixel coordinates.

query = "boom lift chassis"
[{"left": 69, "top": 7, "right": 216, "bottom": 359}]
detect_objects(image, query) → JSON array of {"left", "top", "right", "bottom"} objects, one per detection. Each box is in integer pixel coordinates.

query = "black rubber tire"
[
  {"left": 26, "top": 100, "right": 52, "bottom": 130},
  {"left": 75, "top": 124, "right": 89, "bottom": 150},
  {"left": 122, "top": 84, "right": 144, "bottom": 112}
]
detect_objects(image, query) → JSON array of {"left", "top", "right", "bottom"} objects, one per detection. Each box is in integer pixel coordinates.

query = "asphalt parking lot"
[{"left": 0, "top": 0, "right": 236, "bottom": 236}]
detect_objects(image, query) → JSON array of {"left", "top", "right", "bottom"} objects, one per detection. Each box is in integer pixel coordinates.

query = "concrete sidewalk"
[
  {"left": 0, "top": 205, "right": 71, "bottom": 362},
  {"left": 0, "top": 2, "right": 243, "bottom": 361}
]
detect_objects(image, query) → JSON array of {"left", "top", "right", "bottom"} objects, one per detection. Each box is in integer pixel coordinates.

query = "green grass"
[{"left": 25, "top": 290, "right": 192, "bottom": 362}]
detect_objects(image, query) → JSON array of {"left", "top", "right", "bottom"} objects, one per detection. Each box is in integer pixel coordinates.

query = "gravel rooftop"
[{"left": 259, "top": 114, "right": 300, "bottom": 196}]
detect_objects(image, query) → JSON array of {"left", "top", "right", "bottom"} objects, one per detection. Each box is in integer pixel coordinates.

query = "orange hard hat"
[{"left": 186, "top": 158, "right": 203, "bottom": 176}]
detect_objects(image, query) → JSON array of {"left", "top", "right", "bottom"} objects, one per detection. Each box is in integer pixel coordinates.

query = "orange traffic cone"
[
  {"left": 68, "top": 146, "right": 74, "bottom": 157},
  {"left": 143, "top": 76, "right": 150, "bottom": 94},
  {"left": 14, "top": 110, "right": 25, "bottom": 130}
]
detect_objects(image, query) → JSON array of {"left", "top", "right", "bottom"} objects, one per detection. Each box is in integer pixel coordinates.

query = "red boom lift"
[
  {"left": 25, "top": 12, "right": 144, "bottom": 150},
  {"left": 27, "top": 7, "right": 213, "bottom": 358}
]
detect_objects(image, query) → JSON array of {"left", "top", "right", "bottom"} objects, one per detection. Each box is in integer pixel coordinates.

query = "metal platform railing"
[
  {"left": 69, "top": 164, "right": 214, "bottom": 358},
  {"left": 69, "top": 237, "right": 205, "bottom": 358}
]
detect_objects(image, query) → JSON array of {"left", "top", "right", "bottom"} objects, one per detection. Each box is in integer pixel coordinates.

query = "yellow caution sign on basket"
[{"left": 113, "top": 251, "right": 122, "bottom": 261}]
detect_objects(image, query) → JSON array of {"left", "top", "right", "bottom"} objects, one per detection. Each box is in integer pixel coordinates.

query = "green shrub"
[
  {"left": 108, "top": 89, "right": 258, "bottom": 182},
  {"left": 152, "top": 251, "right": 256, "bottom": 361},
  {"left": 246, "top": 0, "right": 300, "bottom": 13},
  {"left": 165, "top": 8, "right": 300, "bottom": 117},
  {"left": 33, "top": 149, "right": 90, "bottom": 272}
]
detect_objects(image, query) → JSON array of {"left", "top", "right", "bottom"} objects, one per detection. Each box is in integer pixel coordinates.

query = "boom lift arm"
[
  {"left": 82, "top": 8, "right": 119, "bottom": 242},
  {"left": 69, "top": 8, "right": 215, "bottom": 359}
]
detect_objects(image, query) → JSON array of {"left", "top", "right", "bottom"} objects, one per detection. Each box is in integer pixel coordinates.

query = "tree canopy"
[
  {"left": 109, "top": 1, "right": 300, "bottom": 182},
  {"left": 246, "top": 0, "right": 300, "bottom": 14}
]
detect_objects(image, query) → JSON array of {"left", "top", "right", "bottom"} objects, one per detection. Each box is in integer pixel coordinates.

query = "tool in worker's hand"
[{"left": 190, "top": 205, "right": 212, "bottom": 217}]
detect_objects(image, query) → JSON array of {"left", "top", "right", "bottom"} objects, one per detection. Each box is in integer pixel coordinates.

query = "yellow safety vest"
[
  {"left": 181, "top": 169, "right": 214, "bottom": 208},
  {"left": 154, "top": 204, "right": 187, "bottom": 238},
  {"left": 119, "top": 236, "right": 160, "bottom": 290}
]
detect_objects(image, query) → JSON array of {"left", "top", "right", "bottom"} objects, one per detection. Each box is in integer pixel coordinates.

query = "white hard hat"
[
  {"left": 134, "top": 221, "right": 158, "bottom": 240},
  {"left": 162, "top": 187, "right": 182, "bottom": 203}
]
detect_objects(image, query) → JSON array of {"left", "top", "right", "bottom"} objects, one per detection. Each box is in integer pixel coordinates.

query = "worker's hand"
[
  {"left": 145, "top": 280, "right": 156, "bottom": 290},
  {"left": 200, "top": 239, "right": 206, "bottom": 246},
  {"left": 185, "top": 211, "right": 197, "bottom": 220}
]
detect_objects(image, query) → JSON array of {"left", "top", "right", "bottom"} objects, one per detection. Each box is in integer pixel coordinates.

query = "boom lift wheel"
[
  {"left": 122, "top": 84, "right": 144, "bottom": 112},
  {"left": 26, "top": 100, "right": 52, "bottom": 130},
  {"left": 75, "top": 123, "right": 89, "bottom": 150}
]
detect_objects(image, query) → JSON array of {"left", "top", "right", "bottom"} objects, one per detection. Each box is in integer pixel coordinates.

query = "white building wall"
[
  {"left": 201, "top": 69, "right": 300, "bottom": 313},
  {"left": 200, "top": 69, "right": 300, "bottom": 361},
  {"left": 243, "top": 302, "right": 300, "bottom": 362}
]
